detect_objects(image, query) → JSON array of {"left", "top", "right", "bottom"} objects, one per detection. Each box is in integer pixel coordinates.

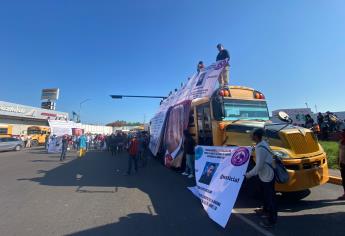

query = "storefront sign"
[
  {"left": 188, "top": 145, "right": 251, "bottom": 228},
  {"left": 0, "top": 101, "right": 68, "bottom": 120}
]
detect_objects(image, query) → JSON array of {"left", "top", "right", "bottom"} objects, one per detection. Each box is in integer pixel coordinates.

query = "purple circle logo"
[{"left": 231, "top": 148, "right": 250, "bottom": 166}]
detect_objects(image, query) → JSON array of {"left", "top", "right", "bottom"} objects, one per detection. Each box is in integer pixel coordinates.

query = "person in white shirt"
[{"left": 246, "top": 128, "right": 277, "bottom": 228}]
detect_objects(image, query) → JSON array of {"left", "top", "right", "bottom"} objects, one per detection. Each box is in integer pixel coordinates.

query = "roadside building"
[{"left": 0, "top": 100, "right": 68, "bottom": 136}]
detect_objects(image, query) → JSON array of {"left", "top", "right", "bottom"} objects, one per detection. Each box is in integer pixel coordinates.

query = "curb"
[{"left": 328, "top": 176, "right": 342, "bottom": 185}]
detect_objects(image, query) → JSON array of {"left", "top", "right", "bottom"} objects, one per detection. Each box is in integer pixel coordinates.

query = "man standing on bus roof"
[{"left": 216, "top": 43, "right": 230, "bottom": 88}]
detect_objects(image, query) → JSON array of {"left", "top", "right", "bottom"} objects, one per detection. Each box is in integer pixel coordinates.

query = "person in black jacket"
[
  {"left": 60, "top": 135, "right": 68, "bottom": 161},
  {"left": 181, "top": 130, "right": 196, "bottom": 179},
  {"left": 216, "top": 43, "right": 230, "bottom": 87}
]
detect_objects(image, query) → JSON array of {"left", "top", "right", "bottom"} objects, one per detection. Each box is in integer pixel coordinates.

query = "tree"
[{"left": 106, "top": 120, "right": 143, "bottom": 127}]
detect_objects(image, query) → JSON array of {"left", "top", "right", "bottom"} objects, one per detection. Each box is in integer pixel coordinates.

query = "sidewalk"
[
  {"left": 328, "top": 168, "right": 342, "bottom": 185},
  {"left": 329, "top": 168, "right": 341, "bottom": 178}
]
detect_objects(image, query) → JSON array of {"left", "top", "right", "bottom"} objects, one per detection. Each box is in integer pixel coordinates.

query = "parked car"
[{"left": 0, "top": 137, "right": 24, "bottom": 152}]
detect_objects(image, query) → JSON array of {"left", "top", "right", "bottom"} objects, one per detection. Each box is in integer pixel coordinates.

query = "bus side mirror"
[{"left": 277, "top": 111, "right": 292, "bottom": 123}]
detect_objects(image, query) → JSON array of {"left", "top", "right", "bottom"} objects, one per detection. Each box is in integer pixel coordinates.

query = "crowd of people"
[
  {"left": 51, "top": 131, "right": 151, "bottom": 176},
  {"left": 302, "top": 112, "right": 345, "bottom": 140}
]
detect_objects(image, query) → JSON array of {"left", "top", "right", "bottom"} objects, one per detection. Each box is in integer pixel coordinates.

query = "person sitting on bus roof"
[
  {"left": 197, "top": 61, "right": 205, "bottom": 74},
  {"left": 216, "top": 43, "right": 230, "bottom": 88}
]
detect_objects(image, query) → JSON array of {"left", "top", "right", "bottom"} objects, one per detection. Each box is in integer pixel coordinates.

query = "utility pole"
[{"left": 79, "top": 99, "right": 91, "bottom": 123}]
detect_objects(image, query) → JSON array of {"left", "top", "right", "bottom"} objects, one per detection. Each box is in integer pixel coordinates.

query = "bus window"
[{"left": 0, "top": 128, "right": 8, "bottom": 135}]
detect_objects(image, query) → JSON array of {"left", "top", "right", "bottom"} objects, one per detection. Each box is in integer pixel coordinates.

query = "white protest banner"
[
  {"left": 47, "top": 136, "right": 62, "bottom": 153},
  {"left": 189, "top": 145, "right": 252, "bottom": 228},
  {"left": 189, "top": 59, "right": 228, "bottom": 100},
  {"left": 48, "top": 120, "right": 78, "bottom": 136},
  {"left": 149, "top": 59, "right": 227, "bottom": 159}
]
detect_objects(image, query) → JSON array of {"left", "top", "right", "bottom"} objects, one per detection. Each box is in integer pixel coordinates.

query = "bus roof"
[{"left": 191, "top": 85, "right": 266, "bottom": 106}]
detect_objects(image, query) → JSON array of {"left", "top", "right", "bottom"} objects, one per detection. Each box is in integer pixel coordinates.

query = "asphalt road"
[{"left": 0, "top": 148, "right": 343, "bottom": 236}]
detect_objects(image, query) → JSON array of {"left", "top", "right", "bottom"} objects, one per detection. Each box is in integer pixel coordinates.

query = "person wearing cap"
[
  {"left": 216, "top": 43, "right": 230, "bottom": 87},
  {"left": 197, "top": 61, "right": 205, "bottom": 74},
  {"left": 246, "top": 128, "right": 277, "bottom": 228},
  {"left": 338, "top": 126, "right": 345, "bottom": 200}
]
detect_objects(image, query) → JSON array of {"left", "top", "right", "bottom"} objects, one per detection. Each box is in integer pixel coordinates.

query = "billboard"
[{"left": 41, "top": 88, "right": 60, "bottom": 100}]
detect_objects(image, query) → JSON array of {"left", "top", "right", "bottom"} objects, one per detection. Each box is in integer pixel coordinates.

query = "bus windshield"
[
  {"left": 222, "top": 99, "right": 269, "bottom": 121},
  {"left": 27, "top": 129, "right": 41, "bottom": 135}
]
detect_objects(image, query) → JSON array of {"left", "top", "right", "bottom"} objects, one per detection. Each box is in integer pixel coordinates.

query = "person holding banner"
[
  {"left": 216, "top": 43, "right": 230, "bottom": 87},
  {"left": 245, "top": 128, "right": 277, "bottom": 228},
  {"left": 197, "top": 61, "right": 205, "bottom": 74}
]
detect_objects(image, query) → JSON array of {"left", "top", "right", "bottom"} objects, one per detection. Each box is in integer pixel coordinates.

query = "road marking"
[{"left": 232, "top": 209, "right": 275, "bottom": 236}]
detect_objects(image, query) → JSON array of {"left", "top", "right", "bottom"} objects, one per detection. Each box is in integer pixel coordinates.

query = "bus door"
[{"left": 196, "top": 104, "right": 213, "bottom": 145}]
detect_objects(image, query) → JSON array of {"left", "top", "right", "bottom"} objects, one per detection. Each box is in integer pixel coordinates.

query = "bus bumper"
[{"left": 276, "top": 154, "right": 329, "bottom": 192}]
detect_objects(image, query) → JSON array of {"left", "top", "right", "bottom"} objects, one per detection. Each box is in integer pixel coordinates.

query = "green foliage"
[
  {"left": 320, "top": 141, "right": 339, "bottom": 169},
  {"left": 106, "top": 120, "right": 142, "bottom": 127}
]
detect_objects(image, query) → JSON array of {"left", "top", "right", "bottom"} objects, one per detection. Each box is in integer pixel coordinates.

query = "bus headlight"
[{"left": 272, "top": 150, "right": 289, "bottom": 159}]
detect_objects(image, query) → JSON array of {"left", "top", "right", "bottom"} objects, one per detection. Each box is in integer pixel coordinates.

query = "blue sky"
[{"left": 0, "top": 0, "right": 344, "bottom": 124}]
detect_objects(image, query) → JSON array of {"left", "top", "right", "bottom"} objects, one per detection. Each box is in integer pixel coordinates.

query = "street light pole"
[
  {"left": 79, "top": 99, "right": 91, "bottom": 123},
  {"left": 110, "top": 95, "right": 167, "bottom": 99}
]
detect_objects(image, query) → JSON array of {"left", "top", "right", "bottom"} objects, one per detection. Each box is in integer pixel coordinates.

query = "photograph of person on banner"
[
  {"left": 198, "top": 162, "right": 219, "bottom": 185},
  {"left": 163, "top": 101, "right": 191, "bottom": 167}
]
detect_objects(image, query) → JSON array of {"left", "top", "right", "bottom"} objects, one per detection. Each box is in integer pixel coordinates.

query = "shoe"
[
  {"left": 259, "top": 219, "right": 274, "bottom": 228},
  {"left": 182, "top": 172, "right": 189, "bottom": 176},
  {"left": 188, "top": 174, "right": 194, "bottom": 179},
  {"left": 337, "top": 194, "right": 345, "bottom": 200}
]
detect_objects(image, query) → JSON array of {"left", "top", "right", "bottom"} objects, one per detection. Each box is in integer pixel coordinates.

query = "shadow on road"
[
  {"left": 16, "top": 150, "right": 262, "bottom": 236},
  {"left": 16, "top": 150, "right": 345, "bottom": 236}
]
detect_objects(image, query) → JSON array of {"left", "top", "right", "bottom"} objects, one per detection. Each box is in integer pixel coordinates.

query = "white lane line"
[{"left": 232, "top": 209, "right": 275, "bottom": 236}]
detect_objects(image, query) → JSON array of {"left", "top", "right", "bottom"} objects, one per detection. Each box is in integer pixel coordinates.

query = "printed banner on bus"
[
  {"left": 163, "top": 101, "right": 191, "bottom": 167},
  {"left": 149, "top": 59, "right": 227, "bottom": 157},
  {"left": 188, "top": 145, "right": 251, "bottom": 228}
]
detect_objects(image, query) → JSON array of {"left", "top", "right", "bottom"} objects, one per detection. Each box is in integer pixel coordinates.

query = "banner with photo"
[
  {"left": 188, "top": 145, "right": 252, "bottom": 228},
  {"left": 163, "top": 101, "right": 191, "bottom": 167},
  {"left": 149, "top": 59, "right": 228, "bottom": 158}
]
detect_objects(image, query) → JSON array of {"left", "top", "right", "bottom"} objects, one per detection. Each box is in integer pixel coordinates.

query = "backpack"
[{"left": 258, "top": 145, "right": 289, "bottom": 184}]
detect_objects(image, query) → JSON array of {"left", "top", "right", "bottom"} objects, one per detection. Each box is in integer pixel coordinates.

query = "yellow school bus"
[
  {"left": 27, "top": 126, "right": 50, "bottom": 146},
  {"left": 0, "top": 125, "right": 13, "bottom": 137},
  {"left": 188, "top": 86, "right": 329, "bottom": 193}
]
